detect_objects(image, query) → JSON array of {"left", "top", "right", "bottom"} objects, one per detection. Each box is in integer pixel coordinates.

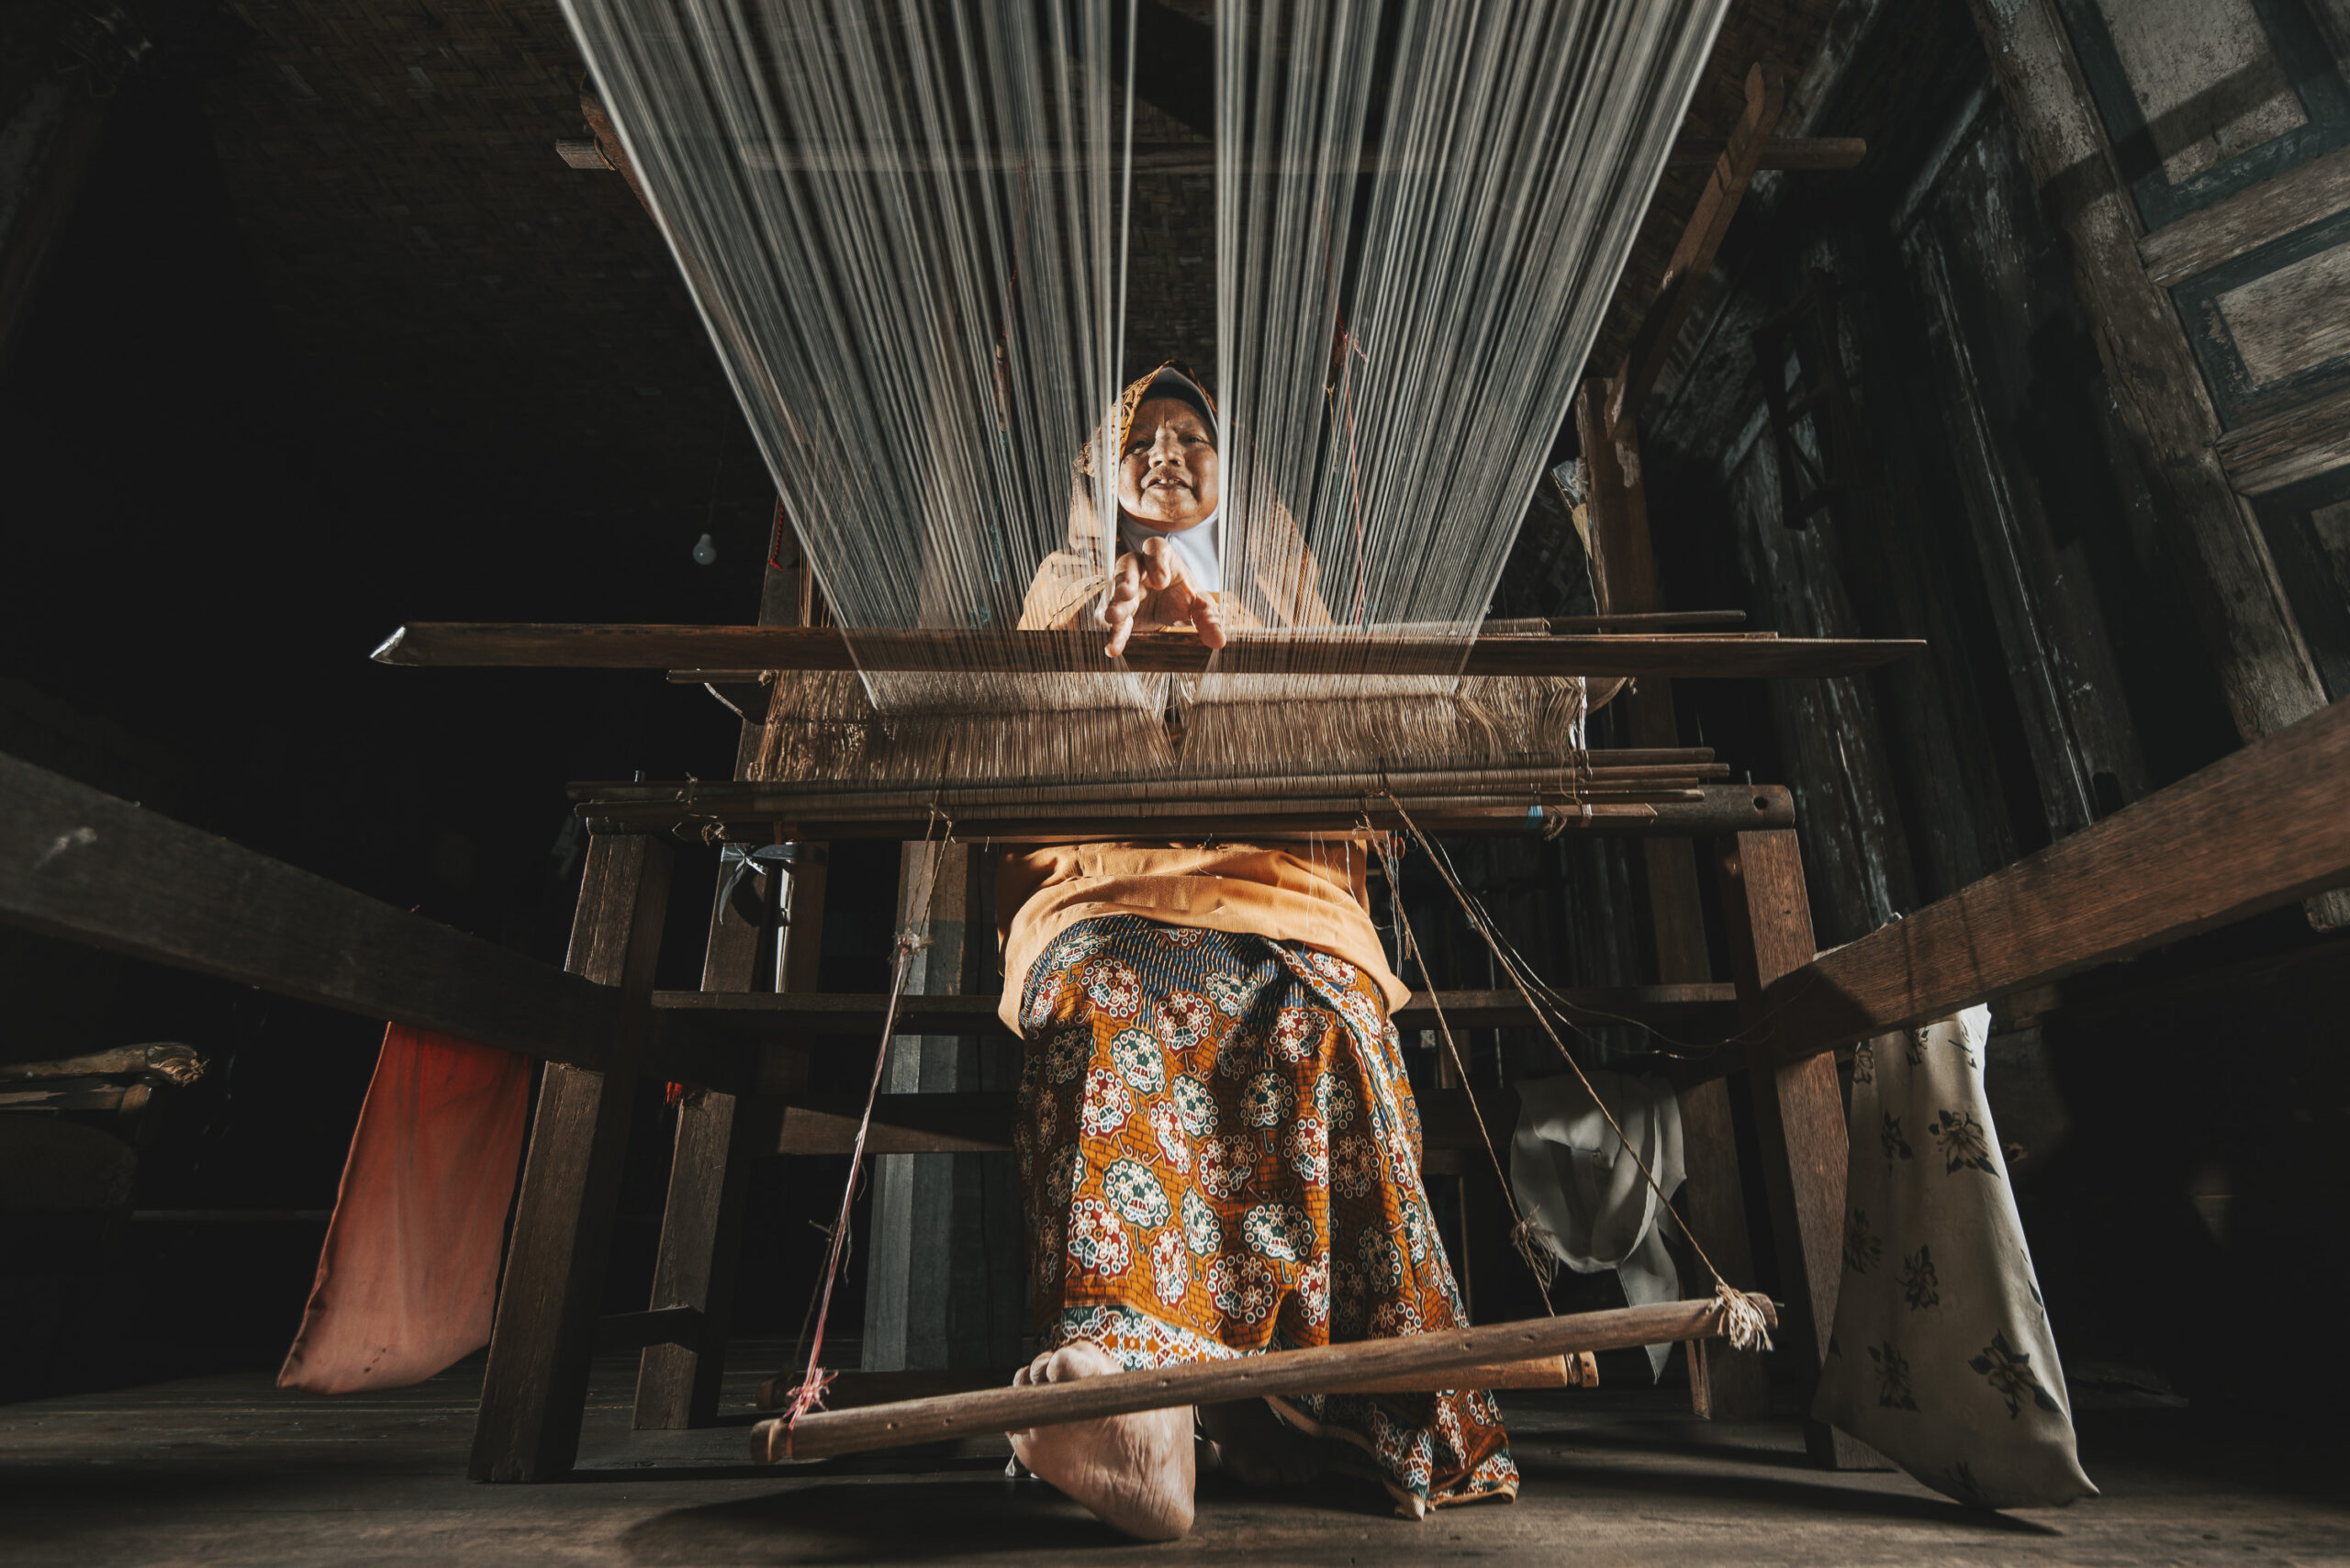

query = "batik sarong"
[{"left": 1014, "top": 914, "right": 1518, "bottom": 1512}]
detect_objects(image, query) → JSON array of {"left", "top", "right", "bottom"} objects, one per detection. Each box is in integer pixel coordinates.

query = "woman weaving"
[{"left": 997, "top": 366, "right": 1517, "bottom": 1539}]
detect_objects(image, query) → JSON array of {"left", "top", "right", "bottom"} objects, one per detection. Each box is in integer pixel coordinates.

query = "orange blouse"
[{"left": 996, "top": 837, "right": 1412, "bottom": 1035}]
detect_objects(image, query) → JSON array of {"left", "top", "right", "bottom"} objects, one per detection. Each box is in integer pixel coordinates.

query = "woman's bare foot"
[
  {"left": 1198, "top": 1399, "right": 1330, "bottom": 1489},
  {"left": 1006, "top": 1341, "right": 1195, "bottom": 1541}
]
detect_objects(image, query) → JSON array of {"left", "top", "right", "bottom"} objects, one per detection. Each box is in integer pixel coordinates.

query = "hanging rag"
[
  {"left": 1812, "top": 1005, "right": 2098, "bottom": 1510},
  {"left": 1508, "top": 1068, "right": 1685, "bottom": 1379},
  {"left": 277, "top": 1024, "right": 529, "bottom": 1394}
]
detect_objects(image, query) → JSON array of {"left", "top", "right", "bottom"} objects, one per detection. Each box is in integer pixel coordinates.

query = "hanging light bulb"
[{"left": 691, "top": 532, "right": 718, "bottom": 566}]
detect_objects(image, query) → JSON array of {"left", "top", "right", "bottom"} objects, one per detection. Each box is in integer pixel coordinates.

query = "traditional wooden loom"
[{"left": 5, "top": 50, "right": 2344, "bottom": 1494}]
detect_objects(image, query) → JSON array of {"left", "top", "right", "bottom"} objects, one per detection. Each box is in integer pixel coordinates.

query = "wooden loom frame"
[{"left": 8, "top": 681, "right": 2347, "bottom": 1478}]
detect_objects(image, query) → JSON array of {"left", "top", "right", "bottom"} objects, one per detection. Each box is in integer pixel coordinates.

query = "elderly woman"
[{"left": 999, "top": 366, "right": 1516, "bottom": 1539}]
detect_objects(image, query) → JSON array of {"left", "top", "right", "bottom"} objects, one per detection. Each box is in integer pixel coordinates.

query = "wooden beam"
[
  {"left": 1750, "top": 695, "right": 2350, "bottom": 1062},
  {"left": 2215, "top": 383, "right": 2350, "bottom": 498},
  {"left": 657, "top": 983, "right": 1735, "bottom": 1038},
  {"left": 575, "top": 781, "right": 1798, "bottom": 843},
  {"left": 2137, "top": 143, "right": 2350, "bottom": 287},
  {"left": 1610, "top": 62, "right": 1787, "bottom": 427},
  {"left": 1668, "top": 134, "right": 1864, "bottom": 171},
  {"left": 0, "top": 751, "right": 619, "bottom": 1068},
  {"left": 471, "top": 834, "right": 675, "bottom": 1483},
  {"left": 755, "top": 1296, "right": 1773, "bottom": 1462},
  {"left": 1718, "top": 829, "right": 1868, "bottom": 1471},
  {"left": 373, "top": 622, "right": 1921, "bottom": 679}
]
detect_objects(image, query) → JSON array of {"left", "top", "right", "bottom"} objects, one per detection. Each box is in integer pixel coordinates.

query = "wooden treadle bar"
[
  {"left": 752, "top": 1295, "right": 1774, "bottom": 1462},
  {"left": 374, "top": 622, "right": 1922, "bottom": 679},
  {"left": 752, "top": 1355, "right": 1586, "bottom": 1412}
]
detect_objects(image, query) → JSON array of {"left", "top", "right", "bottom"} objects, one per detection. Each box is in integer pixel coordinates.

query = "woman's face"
[{"left": 1117, "top": 396, "right": 1219, "bottom": 532}]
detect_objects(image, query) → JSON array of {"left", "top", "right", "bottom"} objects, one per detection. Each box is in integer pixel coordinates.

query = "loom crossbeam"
[
  {"left": 570, "top": 780, "right": 1796, "bottom": 841},
  {"left": 372, "top": 622, "right": 1924, "bottom": 679},
  {"left": 751, "top": 1296, "right": 1775, "bottom": 1463},
  {"left": 655, "top": 982, "right": 1738, "bottom": 1036}
]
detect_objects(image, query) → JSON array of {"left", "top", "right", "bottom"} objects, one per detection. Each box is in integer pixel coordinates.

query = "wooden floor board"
[{"left": 3, "top": 1348, "right": 2343, "bottom": 1564}]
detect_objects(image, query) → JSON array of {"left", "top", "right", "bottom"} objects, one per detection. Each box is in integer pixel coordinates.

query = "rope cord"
[
  {"left": 1367, "top": 821, "right": 1557, "bottom": 1310},
  {"left": 779, "top": 813, "right": 956, "bottom": 1447},
  {"left": 1384, "top": 795, "right": 1773, "bottom": 1353}
]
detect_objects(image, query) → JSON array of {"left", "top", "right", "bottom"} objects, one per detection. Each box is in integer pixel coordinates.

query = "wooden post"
[
  {"left": 631, "top": 871, "right": 763, "bottom": 1430},
  {"left": 470, "top": 832, "right": 674, "bottom": 1481},
  {"left": 636, "top": 551, "right": 822, "bottom": 1429},
  {"left": 1716, "top": 828, "right": 1873, "bottom": 1468},
  {"left": 1577, "top": 381, "right": 1769, "bottom": 1420}
]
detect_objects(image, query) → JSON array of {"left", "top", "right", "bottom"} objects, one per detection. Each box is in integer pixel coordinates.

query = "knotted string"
[
  {"left": 1382, "top": 796, "right": 1774, "bottom": 1355},
  {"left": 1368, "top": 823, "right": 1558, "bottom": 1313},
  {"left": 778, "top": 817, "right": 952, "bottom": 1453}
]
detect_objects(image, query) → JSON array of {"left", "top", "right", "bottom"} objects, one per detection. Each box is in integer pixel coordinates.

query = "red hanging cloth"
[{"left": 277, "top": 1024, "right": 530, "bottom": 1394}]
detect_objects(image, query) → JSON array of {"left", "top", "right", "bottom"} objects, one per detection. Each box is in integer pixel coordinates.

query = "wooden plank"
[
  {"left": 2215, "top": 383, "right": 2350, "bottom": 498},
  {"left": 597, "top": 1306, "right": 703, "bottom": 1355},
  {"left": 373, "top": 622, "right": 1922, "bottom": 679},
  {"left": 0, "top": 752, "right": 627, "bottom": 1068},
  {"left": 755, "top": 1296, "right": 1774, "bottom": 1462},
  {"left": 1967, "top": 0, "right": 2330, "bottom": 749},
  {"left": 1718, "top": 829, "right": 1866, "bottom": 1471},
  {"left": 657, "top": 984, "right": 1738, "bottom": 1037},
  {"left": 1668, "top": 135, "right": 1865, "bottom": 171},
  {"left": 469, "top": 834, "right": 674, "bottom": 1483},
  {"left": 2140, "top": 143, "right": 2350, "bottom": 287},
  {"left": 1610, "top": 62, "right": 1787, "bottom": 426},
  {"left": 1751, "top": 695, "right": 2350, "bottom": 1062},
  {"left": 575, "top": 783, "right": 1800, "bottom": 842},
  {"left": 584, "top": 755, "right": 1728, "bottom": 808}
]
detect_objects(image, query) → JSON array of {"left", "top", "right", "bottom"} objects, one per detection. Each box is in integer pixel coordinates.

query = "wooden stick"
[
  {"left": 751, "top": 1296, "right": 1772, "bottom": 1462},
  {"left": 373, "top": 622, "right": 1922, "bottom": 679},
  {"left": 754, "top": 1356, "right": 1575, "bottom": 1412}
]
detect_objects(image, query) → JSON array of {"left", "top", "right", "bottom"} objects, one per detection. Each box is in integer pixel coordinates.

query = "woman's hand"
[{"left": 1103, "top": 533, "right": 1226, "bottom": 658}]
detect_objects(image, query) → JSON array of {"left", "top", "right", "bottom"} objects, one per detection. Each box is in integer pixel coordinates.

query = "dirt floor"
[{"left": 5, "top": 1347, "right": 2344, "bottom": 1565}]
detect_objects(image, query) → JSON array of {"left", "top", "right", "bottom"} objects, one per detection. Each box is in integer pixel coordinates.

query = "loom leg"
[
  {"left": 1673, "top": 1077, "right": 1770, "bottom": 1418},
  {"left": 1718, "top": 829, "right": 1879, "bottom": 1469},
  {"left": 469, "top": 834, "right": 673, "bottom": 1482},
  {"left": 633, "top": 1093, "right": 750, "bottom": 1428},
  {"left": 633, "top": 849, "right": 776, "bottom": 1429}
]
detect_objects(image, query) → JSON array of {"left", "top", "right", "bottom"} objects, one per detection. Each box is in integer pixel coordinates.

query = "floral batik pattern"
[{"left": 1014, "top": 915, "right": 1517, "bottom": 1511}]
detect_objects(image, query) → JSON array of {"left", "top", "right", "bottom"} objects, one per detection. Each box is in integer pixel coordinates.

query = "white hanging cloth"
[
  {"left": 1509, "top": 1069, "right": 1685, "bottom": 1379},
  {"left": 1813, "top": 1005, "right": 2098, "bottom": 1510}
]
